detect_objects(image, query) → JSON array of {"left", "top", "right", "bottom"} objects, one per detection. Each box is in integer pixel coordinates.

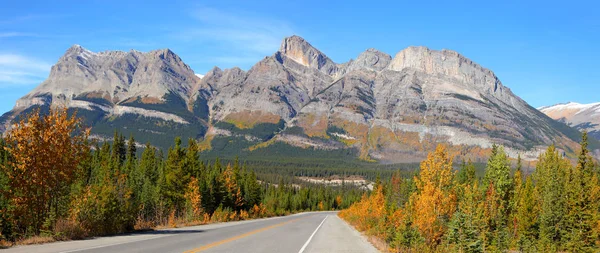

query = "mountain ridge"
[{"left": 1, "top": 36, "right": 593, "bottom": 163}]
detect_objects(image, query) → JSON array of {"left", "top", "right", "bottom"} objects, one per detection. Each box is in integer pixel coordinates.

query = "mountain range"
[{"left": 0, "top": 36, "right": 593, "bottom": 163}]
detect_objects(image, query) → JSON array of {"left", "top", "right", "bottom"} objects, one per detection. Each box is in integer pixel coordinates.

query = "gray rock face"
[{"left": 1, "top": 36, "right": 588, "bottom": 162}]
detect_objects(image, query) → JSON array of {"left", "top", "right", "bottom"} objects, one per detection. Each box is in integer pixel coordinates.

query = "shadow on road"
[
  {"left": 142, "top": 229, "right": 205, "bottom": 235},
  {"left": 77, "top": 228, "right": 205, "bottom": 240}
]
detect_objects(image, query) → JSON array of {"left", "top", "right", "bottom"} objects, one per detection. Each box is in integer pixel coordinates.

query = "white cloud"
[
  {"left": 175, "top": 7, "right": 294, "bottom": 64},
  {"left": 0, "top": 54, "right": 51, "bottom": 87},
  {"left": 0, "top": 32, "right": 38, "bottom": 38},
  {"left": 0, "top": 14, "right": 66, "bottom": 25}
]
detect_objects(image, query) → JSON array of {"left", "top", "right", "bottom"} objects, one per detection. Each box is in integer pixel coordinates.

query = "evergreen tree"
[
  {"left": 509, "top": 154, "right": 524, "bottom": 246},
  {"left": 446, "top": 182, "right": 483, "bottom": 252},
  {"left": 136, "top": 143, "right": 160, "bottom": 220},
  {"left": 183, "top": 139, "right": 201, "bottom": 178},
  {"left": 111, "top": 131, "right": 126, "bottom": 166},
  {"left": 0, "top": 138, "right": 14, "bottom": 241},
  {"left": 517, "top": 175, "right": 539, "bottom": 252},
  {"left": 535, "top": 145, "right": 569, "bottom": 251},
  {"left": 457, "top": 159, "right": 476, "bottom": 186},
  {"left": 564, "top": 132, "right": 599, "bottom": 252},
  {"left": 482, "top": 145, "right": 513, "bottom": 250},
  {"left": 163, "top": 137, "right": 188, "bottom": 212}
]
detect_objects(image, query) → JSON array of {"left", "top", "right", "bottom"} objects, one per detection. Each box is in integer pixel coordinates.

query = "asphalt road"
[{"left": 3, "top": 211, "right": 379, "bottom": 253}]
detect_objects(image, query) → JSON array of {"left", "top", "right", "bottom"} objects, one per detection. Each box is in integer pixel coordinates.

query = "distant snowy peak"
[
  {"left": 195, "top": 73, "right": 204, "bottom": 79},
  {"left": 540, "top": 102, "right": 600, "bottom": 118},
  {"left": 540, "top": 101, "right": 600, "bottom": 141}
]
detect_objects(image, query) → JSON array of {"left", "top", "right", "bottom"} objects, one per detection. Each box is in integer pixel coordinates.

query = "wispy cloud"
[
  {"left": 175, "top": 7, "right": 294, "bottom": 66},
  {"left": 0, "top": 14, "right": 66, "bottom": 26},
  {"left": 0, "top": 32, "right": 39, "bottom": 38},
  {"left": 0, "top": 54, "right": 51, "bottom": 86}
]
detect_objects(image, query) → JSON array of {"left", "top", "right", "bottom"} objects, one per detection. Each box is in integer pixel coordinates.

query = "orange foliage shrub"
[
  {"left": 339, "top": 185, "right": 386, "bottom": 236},
  {"left": 168, "top": 210, "right": 177, "bottom": 228},
  {"left": 250, "top": 203, "right": 268, "bottom": 218}
]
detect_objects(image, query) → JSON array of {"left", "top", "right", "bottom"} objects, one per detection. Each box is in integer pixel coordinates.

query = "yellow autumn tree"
[
  {"left": 2, "top": 107, "right": 89, "bottom": 233},
  {"left": 334, "top": 195, "right": 343, "bottom": 209},
  {"left": 184, "top": 177, "right": 203, "bottom": 219},
  {"left": 222, "top": 164, "right": 244, "bottom": 210},
  {"left": 410, "top": 144, "right": 457, "bottom": 246}
]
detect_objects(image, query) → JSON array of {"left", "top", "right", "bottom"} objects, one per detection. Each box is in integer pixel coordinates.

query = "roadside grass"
[
  {"left": 0, "top": 239, "right": 13, "bottom": 248},
  {"left": 16, "top": 235, "right": 56, "bottom": 246},
  {"left": 366, "top": 235, "right": 391, "bottom": 253}
]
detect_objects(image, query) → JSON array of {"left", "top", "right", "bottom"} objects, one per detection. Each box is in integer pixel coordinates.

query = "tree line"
[
  {"left": 340, "top": 133, "right": 600, "bottom": 252},
  {"left": 0, "top": 108, "right": 364, "bottom": 242}
]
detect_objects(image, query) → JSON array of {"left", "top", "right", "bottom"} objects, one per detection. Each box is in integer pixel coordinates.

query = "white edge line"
[{"left": 298, "top": 215, "right": 328, "bottom": 253}]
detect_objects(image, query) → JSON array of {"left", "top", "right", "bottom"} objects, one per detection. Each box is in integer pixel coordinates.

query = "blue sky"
[{"left": 1, "top": 0, "right": 598, "bottom": 114}]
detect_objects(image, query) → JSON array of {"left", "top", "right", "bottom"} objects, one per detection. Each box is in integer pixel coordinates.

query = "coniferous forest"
[
  {"left": 340, "top": 135, "right": 600, "bottom": 252},
  {"left": 2, "top": 107, "right": 600, "bottom": 253},
  {"left": 0, "top": 108, "right": 364, "bottom": 243}
]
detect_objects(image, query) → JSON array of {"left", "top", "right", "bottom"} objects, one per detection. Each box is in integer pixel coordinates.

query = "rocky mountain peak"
[
  {"left": 346, "top": 48, "right": 392, "bottom": 72},
  {"left": 22, "top": 45, "right": 198, "bottom": 109},
  {"left": 60, "top": 44, "right": 99, "bottom": 62},
  {"left": 149, "top": 48, "right": 176, "bottom": 60},
  {"left": 66, "top": 44, "right": 93, "bottom": 54},
  {"left": 387, "top": 46, "right": 502, "bottom": 94},
  {"left": 278, "top": 35, "right": 338, "bottom": 76}
]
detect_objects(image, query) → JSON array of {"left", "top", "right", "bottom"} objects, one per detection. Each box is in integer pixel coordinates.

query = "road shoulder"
[{"left": 302, "top": 214, "right": 379, "bottom": 253}]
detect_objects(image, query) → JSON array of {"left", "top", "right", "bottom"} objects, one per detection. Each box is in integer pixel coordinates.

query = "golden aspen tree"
[
  {"left": 184, "top": 177, "right": 203, "bottom": 219},
  {"left": 222, "top": 164, "right": 244, "bottom": 210},
  {"left": 2, "top": 107, "right": 89, "bottom": 233},
  {"left": 410, "top": 144, "right": 457, "bottom": 246}
]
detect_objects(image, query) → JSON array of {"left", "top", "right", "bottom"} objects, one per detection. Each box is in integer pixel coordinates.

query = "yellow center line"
[{"left": 183, "top": 216, "right": 306, "bottom": 253}]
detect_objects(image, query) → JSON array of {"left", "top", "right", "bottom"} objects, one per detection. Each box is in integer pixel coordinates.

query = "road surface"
[{"left": 3, "top": 211, "right": 379, "bottom": 253}]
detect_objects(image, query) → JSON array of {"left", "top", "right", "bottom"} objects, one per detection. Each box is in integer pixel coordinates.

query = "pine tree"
[
  {"left": 509, "top": 154, "right": 524, "bottom": 246},
  {"left": 111, "top": 131, "right": 126, "bottom": 166},
  {"left": 163, "top": 137, "right": 188, "bottom": 212},
  {"left": 483, "top": 145, "right": 513, "bottom": 216},
  {"left": 124, "top": 135, "right": 137, "bottom": 187},
  {"left": 564, "top": 132, "right": 599, "bottom": 252},
  {"left": 136, "top": 143, "right": 160, "bottom": 220},
  {"left": 446, "top": 182, "right": 483, "bottom": 252},
  {"left": 482, "top": 145, "right": 513, "bottom": 250},
  {"left": 0, "top": 138, "right": 14, "bottom": 241},
  {"left": 517, "top": 175, "right": 538, "bottom": 252},
  {"left": 183, "top": 139, "right": 201, "bottom": 178},
  {"left": 535, "top": 145, "right": 569, "bottom": 251},
  {"left": 242, "top": 171, "right": 262, "bottom": 209}
]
